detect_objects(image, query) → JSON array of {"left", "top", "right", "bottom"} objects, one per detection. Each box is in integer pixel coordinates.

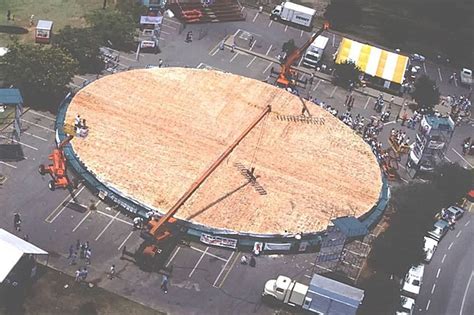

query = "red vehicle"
[{"left": 39, "top": 135, "right": 76, "bottom": 191}]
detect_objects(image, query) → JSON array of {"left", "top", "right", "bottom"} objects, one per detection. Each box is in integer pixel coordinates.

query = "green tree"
[
  {"left": 334, "top": 60, "right": 361, "bottom": 88},
  {"left": 54, "top": 26, "right": 104, "bottom": 74},
  {"left": 358, "top": 273, "right": 400, "bottom": 315},
  {"left": 411, "top": 75, "right": 440, "bottom": 112},
  {"left": 324, "top": 0, "right": 362, "bottom": 30},
  {"left": 115, "top": 0, "right": 148, "bottom": 23},
  {"left": 282, "top": 39, "right": 296, "bottom": 55},
  {"left": 369, "top": 183, "right": 441, "bottom": 277},
  {"left": 85, "top": 10, "right": 136, "bottom": 50},
  {"left": 2, "top": 42, "right": 78, "bottom": 110},
  {"left": 432, "top": 163, "right": 473, "bottom": 206}
]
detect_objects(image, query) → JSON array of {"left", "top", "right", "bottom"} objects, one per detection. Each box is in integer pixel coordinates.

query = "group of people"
[
  {"left": 390, "top": 129, "right": 411, "bottom": 147},
  {"left": 462, "top": 137, "right": 474, "bottom": 155},
  {"left": 68, "top": 240, "right": 92, "bottom": 265},
  {"left": 74, "top": 267, "right": 89, "bottom": 282},
  {"left": 446, "top": 94, "right": 472, "bottom": 125},
  {"left": 74, "top": 114, "right": 89, "bottom": 137}
]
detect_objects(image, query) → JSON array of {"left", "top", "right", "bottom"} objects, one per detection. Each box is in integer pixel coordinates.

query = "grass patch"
[{"left": 0, "top": 0, "right": 103, "bottom": 46}]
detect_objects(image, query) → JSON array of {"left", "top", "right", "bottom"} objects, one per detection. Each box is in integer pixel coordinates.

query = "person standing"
[
  {"left": 69, "top": 252, "right": 78, "bottom": 265},
  {"left": 85, "top": 248, "right": 92, "bottom": 265},
  {"left": 7, "top": 10, "right": 11, "bottom": 21},
  {"left": 76, "top": 239, "right": 81, "bottom": 250},
  {"left": 75, "top": 269, "right": 81, "bottom": 282},
  {"left": 158, "top": 59, "right": 163, "bottom": 68},
  {"left": 81, "top": 267, "right": 88, "bottom": 281},
  {"left": 108, "top": 265, "right": 116, "bottom": 279},
  {"left": 68, "top": 244, "right": 74, "bottom": 259},
  {"left": 13, "top": 213, "right": 21, "bottom": 231},
  {"left": 161, "top": 274, "right": 169, "bottom": 294}
]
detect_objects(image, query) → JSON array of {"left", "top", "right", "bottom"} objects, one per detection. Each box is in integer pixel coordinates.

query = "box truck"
[
  {"left": 270, "top": 2, "right": 316, "bottom": 28},
  {"left": 302, "top": 35, "right": 329, "bottom": 68},
  {"left": 262, "top": 274, "right": 364, "bottom": 314}
]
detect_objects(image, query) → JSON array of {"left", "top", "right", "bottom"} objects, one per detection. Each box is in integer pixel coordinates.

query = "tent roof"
[
  {"left": 332, "top": 216, "right": 368, "bottom": 238},
  {"left": 0, "top": 89, "right": 23, "bottom": 105},
  {"left": 0, "top": 229, "right": 48, "bottom": 283},
  {"left": 335, "top": 38, "right": 409, "bottom": 84},
  {"left": 37, "top": 20, "right": 53, "bottom": 30}
]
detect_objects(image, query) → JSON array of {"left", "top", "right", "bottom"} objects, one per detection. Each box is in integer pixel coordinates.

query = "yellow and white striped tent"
[{"left": 335, "top": 38, "right": 409, "bottom": 85}]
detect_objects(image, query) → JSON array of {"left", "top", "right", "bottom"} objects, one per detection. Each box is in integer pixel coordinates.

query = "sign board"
[
  {"left": 140, "top": 40, "right": 156, "bottom": 49},
  {"left": 200, "top": 233, "right": 237, "bottom": 249}
]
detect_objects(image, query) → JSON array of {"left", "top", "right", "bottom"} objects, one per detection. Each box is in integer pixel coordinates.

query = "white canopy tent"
[{"left": 0, "top": 229, "right": 48, "bottom": 283}]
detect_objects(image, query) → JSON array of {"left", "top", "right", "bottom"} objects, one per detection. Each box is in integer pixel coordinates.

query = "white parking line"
[
  {"left": 190, "top": 246, "right": 227, "bottom": 262},
  {"left": 284, "top": 25, "right": 288, "bottom": 32},
  {"left": 0, "top": 135, "right": 38, "bottom": 150},
  {"left": 426, "top": 299, "right": 431, "bottom": 311},
  {"left": 118, "top": 231, "right": 134, "bottom": 250},
  {"left": 24, "top": 132, "right": 47, "bottom": 141},
  {"left": 456, "top": 230, "right": 462, "bottom": 238},
  {"left": 229, "top": 52, "right": 239, "bottom": 63},
  {"left": 0, "top": 161, "right": 17, "bottom": 168},
  {"left": 400, "top": 177, "right": 409, "bottom": 183},
  {"left": 423, "top": 63, "right": 427, "bottom": 74},
  {"left": 364, "top": 97, "right": 371, "bottom": 109},
  {"left": 452, "top": 148, "right": 473, "bottom": 168},
  {"left": 297, "top": 56, "right": 303, "bottom": 67},
  {"left": 96, "top": 210, "right": 133, "bottom": 226},
  {"left": 431, "top": 283, "right": 436, "bottom": 294},
  {"left": 95, "top": 211, "right": 120, "bottom": 241},
  {"left": 454, "top": 77, "right": 458, "bottom": 87},
  {"left": 21, "top": 119, "right": 54, "bottom": 132},
  {"left": 160, "top": 30, "right": 171, "bottom": 35},
  {"left": 28, "top": 110, "right": 55, "bottom": 121},
  {"left": 45, "top": 185, "right": 85, "bottom": 223},
  {"left": 445, "top": 155, "right": 452, "bottom": 163},
  {"left": 332, "top": 34, "right": 335, "bottom": 47},
  {"left": 304, "top": 274, "right": 311, "bottom": 278},
  {"left": 465, "top": 220, "right": 470, "bottom": 226},
  {"left": 460, "top": 271, "right": 474, "bottom": 315},
  {"left": 162, "top": 24, "right": 176, "bottom": 30},
  {"left": 265, "top": 44, "right": 272, "bottom": 56},
  {"left": 263, "top": 62, "right": 273, "bottom": 73},
  {"left": 436, "top": 268, "right": 441, "bottom": 278},
  {"left": 448, "top": 242, "right": 454, "bottom": 250},
  {"left": 437, "top": 68, "right": 443, "bottom": 82},
  {"left": 165, "top": 246, "right": 181, "bottom": 267},
  {"left": 252, "top": 12, "right": 259, "bottom": 22},
  {"left": 247, "top": 56, "right": 257, "bottom": 68},
  {"left": 312, "top": 80, "right": 321, "bottom": 91},
  {"left": 441, "top": 253, "right": 447, "bottom": 263},
  {"left": 189, "top": 247, "right": 208, "bottom": 277},
  {"left": 249, "top": 40, "right": 256, "bottom": 51},
  {"left": 300, "top": 30, "right": 303, "bottom": 37},
  {"left": 267, "top": 20, "right": 272, "bottom": 27},
  {"left": 213, "top": 251, "right": 235, "bottom": 287},
  {"left": 329, "top": 86, "right": 338, "bottom": 98},
  {"left": 73, "top": 211, "right": 91, "bottom": 232},
  {"left": 164, "top": 18, "right": 181, "bottom": 25}
]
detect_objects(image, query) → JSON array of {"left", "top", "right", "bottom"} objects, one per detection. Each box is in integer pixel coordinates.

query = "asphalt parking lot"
[{"left": 1, "top": 7, "right": 473, "bottom": 314}]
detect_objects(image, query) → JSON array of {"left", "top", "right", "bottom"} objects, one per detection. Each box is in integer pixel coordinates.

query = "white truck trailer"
[
  {"left": 262, "top": 274, "right": 364, "bottom": 314},
  {"left": 302, "top": 35, "right": 329, "bottom": 68},
  {"left": 270, "top": 2, "right": 316, "bottom": 28}
]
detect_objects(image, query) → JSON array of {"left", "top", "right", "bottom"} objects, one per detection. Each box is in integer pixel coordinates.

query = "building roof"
[
  {"left": 332, "top": 216, "right": 368, "bottom": 238},
  {"left": 36, "top": 20, "right": 53, "bottom": 30},
  {"left": 0, "top": 89, "right": 23, "bottom": 105},
  {"left": 308, "top": 274, "right": 364, "bottom": 315},
  {"left": 335, "top": 38, "right": 409, "bottom": 84},
  {"left": 0, "top": 229, "right": 48, "bottom": 283}
]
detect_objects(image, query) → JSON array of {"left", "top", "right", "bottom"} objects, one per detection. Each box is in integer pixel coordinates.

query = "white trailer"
[
  {"left": 302, "top": 35, "right": 329, "bottom": 68},
  {"left": 271, "top": 2, "right": 316, "bottom": 28}
]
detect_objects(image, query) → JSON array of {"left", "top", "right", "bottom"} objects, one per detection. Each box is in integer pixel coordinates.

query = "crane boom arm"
[
  {"left": 278, "top": 22, "right": 329, "bottom": 84},
  {"left": 149, "top": 105, "right": 272, "bottom": 236}
]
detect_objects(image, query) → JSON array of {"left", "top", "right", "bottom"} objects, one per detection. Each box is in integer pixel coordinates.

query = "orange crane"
[
  {"left": 38, "top": 134, "right": 75, "bottom": 191},
  {"left": 276, "top": 22, "right": 329, "bottom": 88},
  {"left": 137, "top": 105, "right": 272, "bottom": 268}
]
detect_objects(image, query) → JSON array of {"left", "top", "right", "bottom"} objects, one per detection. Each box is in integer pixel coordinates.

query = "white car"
[
  {"left": 396, "top": 295, "right": 415, "bottom": 315},
  {"left": 402, "top": 265, "right": 425, "bottom": 297},
  {"left": 423, "top": 236, "right": 438, "bottom": 262}
]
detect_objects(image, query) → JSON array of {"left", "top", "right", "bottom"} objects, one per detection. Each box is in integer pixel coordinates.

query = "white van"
[
  {"left": 423, "top": 236, "right": 438, "bottom": 262},
  {"left": 396, "top": 295, "right": 415, "bottom": 315},
  {"left": 402, "top": 264, "right": 425, "bottom": 297}
]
